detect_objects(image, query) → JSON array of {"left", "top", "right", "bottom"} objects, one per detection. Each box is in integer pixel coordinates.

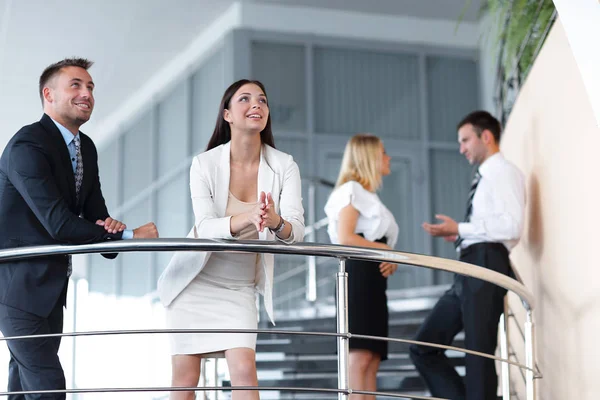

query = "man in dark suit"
[{"left": 0, "top": 58, "right": 158, "bottom": 399}]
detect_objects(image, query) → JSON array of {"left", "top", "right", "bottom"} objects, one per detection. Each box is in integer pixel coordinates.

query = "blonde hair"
[{"left": 335, "top": 134, "right": 383, "bottom": 192}]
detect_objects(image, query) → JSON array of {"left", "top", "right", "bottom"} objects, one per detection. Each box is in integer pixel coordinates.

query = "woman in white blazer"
[{"left": 157, "top": 79, "right": 304, "bottom": 400}]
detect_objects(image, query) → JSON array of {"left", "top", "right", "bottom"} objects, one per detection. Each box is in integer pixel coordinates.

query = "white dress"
[{"left": 166, "top": 192, "right": 260, "bottom": 357}]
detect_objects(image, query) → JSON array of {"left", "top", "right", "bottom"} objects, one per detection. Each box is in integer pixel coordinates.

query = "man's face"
[
  {"left": 44, "top": 66, "right": 95, "bottom": 128},
  {"left": 458, "top": 123, "right": 487, "bottom": 165}
]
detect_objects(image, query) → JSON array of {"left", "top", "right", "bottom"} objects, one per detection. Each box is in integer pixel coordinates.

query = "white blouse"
[{"left": 324, "top": 181, "right": 399, "bottom": 248}]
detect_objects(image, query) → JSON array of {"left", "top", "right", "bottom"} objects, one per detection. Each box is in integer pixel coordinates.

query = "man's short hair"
[
  {"left": 39, "top": 58, "right": 94, "bottom": 105},
  {"left": 457, "top": 110, "right": 502, "bottom": 144}
]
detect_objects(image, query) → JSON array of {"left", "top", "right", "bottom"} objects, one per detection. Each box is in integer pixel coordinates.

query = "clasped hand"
[{"left": 247, "top": 191, "right": 280, "bottom": 233}]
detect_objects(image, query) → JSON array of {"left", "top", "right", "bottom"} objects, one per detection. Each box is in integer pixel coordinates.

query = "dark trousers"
[
  {"left": 409, "top": 242, "right": 511, "bottom": 400},
  {"left": 0, "top": 294, "right": 66, "bottom": 400}
]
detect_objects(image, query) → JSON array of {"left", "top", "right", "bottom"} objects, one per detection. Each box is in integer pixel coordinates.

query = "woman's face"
[
  {"left": 379, "top": 142, "right": 391, "bottom": 176},
  {"left": 223, "top": 83, "right": 269, "bottom": 134}
]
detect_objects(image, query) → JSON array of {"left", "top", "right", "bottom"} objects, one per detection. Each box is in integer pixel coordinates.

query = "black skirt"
[{"left": 346, "top": 237, "right": 389, "bottom": 361}]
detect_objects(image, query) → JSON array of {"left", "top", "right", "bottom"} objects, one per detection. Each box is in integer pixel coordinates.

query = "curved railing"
[{"left": 0, "top": 240, "right": 540, "bottom": 399}]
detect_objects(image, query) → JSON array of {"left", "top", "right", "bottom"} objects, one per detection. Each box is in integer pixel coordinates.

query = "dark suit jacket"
[{"left": 0, "top": 114, "right": 123, "bottom": 317}]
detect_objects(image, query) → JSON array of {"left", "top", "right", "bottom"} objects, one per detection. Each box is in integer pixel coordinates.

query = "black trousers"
[
  {"left": 409, "top": 242, "right": 511, "bottom": 400},
  {"left": 0, "top": 291, "right": 66, "bottom": 400}
]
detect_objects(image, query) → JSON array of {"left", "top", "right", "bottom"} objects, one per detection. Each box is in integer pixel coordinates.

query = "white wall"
[{"left": 501, "top": 19, "right": 600, "bottom": 400}]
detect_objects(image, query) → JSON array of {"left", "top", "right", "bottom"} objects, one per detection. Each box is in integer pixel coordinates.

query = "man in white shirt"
[{"left": 410, "top": 111, "right": 526, "bottom": 400}]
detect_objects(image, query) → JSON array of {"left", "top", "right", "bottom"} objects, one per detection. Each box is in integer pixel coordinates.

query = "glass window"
[
  {"left": 427, "top": 55, "right": 479, "bottom": 142},
  {"left": 314, "top": 46, "right": 421, "bottom": 139},
  {"left": 155, "top": 173, "right": 190, "bottom": 277},
  {"left": 122, "top": 110, "right": 154, "bottom": 200},
  {"left": 97, "top": 139, "right": 120, "bottom": 212},
  {"left": 157, "top": 80, "right": 189, "bottom": 177},
  {"left": 191, "top": 49, "right": 226, "bottom": 153},
  {"left": 251, "top": 42, "right": 307, "bottom": 132}
]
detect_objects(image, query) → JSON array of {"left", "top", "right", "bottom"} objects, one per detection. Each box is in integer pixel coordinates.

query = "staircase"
[{"left": 226, "top": 285, "right": 466, "bottom": 399}]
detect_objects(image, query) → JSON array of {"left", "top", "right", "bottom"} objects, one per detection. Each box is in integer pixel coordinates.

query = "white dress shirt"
[{"left": 457, "top": 153, "right": 526, "bottom": 251}]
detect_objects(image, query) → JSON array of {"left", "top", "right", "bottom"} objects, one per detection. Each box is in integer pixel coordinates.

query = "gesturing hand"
[{"left": 422, "top": 214, "right": 459, "bottom": 237}]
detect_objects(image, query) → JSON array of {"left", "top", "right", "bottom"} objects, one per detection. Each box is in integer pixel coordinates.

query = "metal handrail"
[
  {"left": 0, "top": 387, "right": 446, "bottom": 400},
  {"left": 506, "top": 263, "right": 543, "bottom": 378},
  {"left": 0, "top": 239, "right": 534, "bottom": 309},
  {"left": 0, "top": 240, "right": 538, "bottom": 399},
  {"left": 0, "top": 328, "right": 536, "bottom": 374}
]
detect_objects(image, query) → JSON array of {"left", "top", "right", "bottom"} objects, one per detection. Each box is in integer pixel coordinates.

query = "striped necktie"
[
  {"left": 454, "top": 170, "right": 481, "bottom": 250},
  {"left": 74, "top": 134, "right": 84, "bottom": 203},
  {"left": 69, "top": 135, "right": 84, "bottom": 277}
]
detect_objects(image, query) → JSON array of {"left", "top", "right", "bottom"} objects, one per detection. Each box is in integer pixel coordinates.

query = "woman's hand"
[
  {"left": 379, "top": 262, "right": 398, "bottom": 278},
  {"left": 246, "top": 191, "right": 267, "bottom": 232},
  {"left": 263, "top": 192, "right": 282, "bottom": 231}
]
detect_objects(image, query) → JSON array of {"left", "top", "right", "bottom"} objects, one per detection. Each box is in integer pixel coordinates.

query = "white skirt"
[{"left": 165, "top": 272, "right": 258, "bottom": 357}]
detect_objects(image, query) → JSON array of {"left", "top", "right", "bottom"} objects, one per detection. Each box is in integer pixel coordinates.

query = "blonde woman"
[
  {"left": 158, "top": 79, "right": 304, "bottom": 400},
  {"left": 324, "top": 134, "right": 399, "bottom": 399}
]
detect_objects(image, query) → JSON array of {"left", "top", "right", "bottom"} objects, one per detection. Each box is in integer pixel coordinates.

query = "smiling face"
[
  {"left": 43, "top": 66, "right": 95, "bottom": 132},
  {"left": 223, "top": 83, "right": 269, "bottom": 135}
]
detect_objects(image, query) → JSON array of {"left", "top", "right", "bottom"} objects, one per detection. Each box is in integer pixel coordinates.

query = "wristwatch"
[{"left": 271, "top": 216, "right": 285, "bottom": 234}]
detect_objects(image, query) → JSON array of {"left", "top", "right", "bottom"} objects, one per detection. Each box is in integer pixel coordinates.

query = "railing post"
[
  {"left": 213, "top": 358, "right": 219, "bottom": 400},
  {"left": 499, "top": 297, "right": 511, "bottom": 400},
  {"left": 336, "top": 258, "right": 349, "bottom": 400},
  {"left": 525, "top": 310, "right": 536, "bottom": 400},
  {"left": 71, "top": 277, "right": 79, "bottom": 400},
  {"left": 200, "top": 358, "right": 207, "bottom": 400},
  {"left": 306, "top": 182, "right": 317, "bottom": 302}
]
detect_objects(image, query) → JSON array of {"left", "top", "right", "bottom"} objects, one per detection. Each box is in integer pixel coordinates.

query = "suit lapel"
[
  {"left": 215, "top": 142, "right": 231, "bottom": 217},
  {"left": 39, "top": 114, "right": 77, "bottom": 205},
  {"left": 257, "top": 146, "right": 275, "bottom": 241}
]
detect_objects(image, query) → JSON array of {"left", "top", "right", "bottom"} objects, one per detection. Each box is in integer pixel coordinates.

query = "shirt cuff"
[
  {"left": 275, "top": 227, "right": 295, "bottom": 244},
  {"left": 121, "top": 229, "right": 134, "bottom": 240},
  {"left": 457, "top": 222, "right": 475, "bottom": 238}
]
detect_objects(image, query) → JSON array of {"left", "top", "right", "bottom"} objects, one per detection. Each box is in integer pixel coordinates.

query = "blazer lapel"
[
  {"left": 39, "top": 114, "right": 77, "bottom": 205},
  {"left": 257, "top": 146, "right": 275, "bottom": 241},
  {"left": 215, "top": 142, "right": 231, "bottom": 217}
]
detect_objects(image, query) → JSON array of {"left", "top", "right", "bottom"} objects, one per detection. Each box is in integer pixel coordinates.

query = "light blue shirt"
[{"left": 51, "top": 118, "right": 133, "bottom": 239}]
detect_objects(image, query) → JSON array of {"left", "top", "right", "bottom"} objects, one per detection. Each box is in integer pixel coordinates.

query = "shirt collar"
[
  {"left": 50, "top": 117, "right": 78, "bottom": 147},
  {"left": 478, "top": 152, "right": 503, "bottom": 177}
]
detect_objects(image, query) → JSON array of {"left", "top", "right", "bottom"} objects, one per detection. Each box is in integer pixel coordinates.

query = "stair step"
[
  {"left": 256, "top": 351, "right": 465, "bottom": 373},
  {"left": 248, "top": 285, "right": 464, "bottom": 396}
]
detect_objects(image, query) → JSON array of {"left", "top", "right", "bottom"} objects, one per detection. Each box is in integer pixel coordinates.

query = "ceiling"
[{"left": 0, "top": 0, "right": 483, "bottom": 149}]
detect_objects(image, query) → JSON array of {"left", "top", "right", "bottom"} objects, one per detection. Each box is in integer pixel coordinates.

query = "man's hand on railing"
[
  {"left": 133, "top": 222, "right": 159, "bottom": 239},
  {"left": 95, "top": 217, "right": 127, "bottom": 234}
]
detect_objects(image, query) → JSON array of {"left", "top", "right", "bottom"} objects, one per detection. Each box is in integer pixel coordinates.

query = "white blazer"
[{"left": 157, "top": 141, "right": 305, "bottom": 324}]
